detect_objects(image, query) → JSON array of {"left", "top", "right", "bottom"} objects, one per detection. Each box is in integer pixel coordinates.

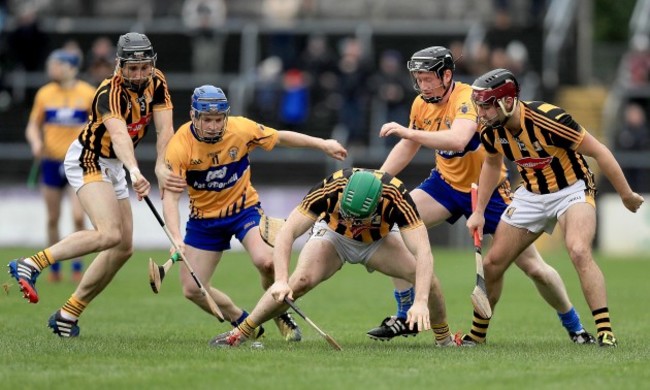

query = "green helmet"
[{"left": 340, "top": 171, "right": 383, "bottom": 219}]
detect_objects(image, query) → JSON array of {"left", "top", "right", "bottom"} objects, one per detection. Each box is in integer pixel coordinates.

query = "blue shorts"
[
  {"left": 41, "top": 159, "right": 68, "bottom": 189},
  {"left": 184, "top": 205, "right": 263, "bottom": 252},
  {"left": 416, "top": 170, "right": 511, "bottom": 235}
]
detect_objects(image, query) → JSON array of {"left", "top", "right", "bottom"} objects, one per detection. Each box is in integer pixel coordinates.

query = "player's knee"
[
  {"left": 182, "top": 284, "right": 202, "bottom": 302},
  {"left": 291, "top": 275, "right": 316, "bottom": 297},
  {"left": 252, "top": 255, "right": 274, "bottom": 277},
  {"left": 521, "top": 263, "right": 546, "bottom": 281},
  {"left": 567, "top": 244, "right": 593, "bottom": 269},
  {"left": 483, "top": 255, "right": 505, "bottom": 277}
]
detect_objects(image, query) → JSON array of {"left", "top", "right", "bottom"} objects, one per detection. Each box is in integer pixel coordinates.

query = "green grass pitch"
[{"left": 1, "top": 246, "right": 649, "bottom": 389}]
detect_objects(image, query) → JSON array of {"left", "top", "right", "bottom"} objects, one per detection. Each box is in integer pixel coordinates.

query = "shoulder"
[
  {"left": 522, "top": 100, "right": 567, "bottom": 120},
  {"left": 168, "top": 122, "right": 193, "bottom": 150}
]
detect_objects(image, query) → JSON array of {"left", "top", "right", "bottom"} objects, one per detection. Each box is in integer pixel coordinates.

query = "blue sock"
[
  {"left": 231, "top": 310, "right": 249, "bottom": 327},
  {"left": 50, "top": 262, "right": 61, "bottom": 273},
  {"left": 394, "top": 287, "right": 414, "bottom": 319},
  {"left": 71, "top": 260, "right": 83, "bottom": 272},
  {"left": 558, "top": 307, "right": 583, "bottom": 333}
]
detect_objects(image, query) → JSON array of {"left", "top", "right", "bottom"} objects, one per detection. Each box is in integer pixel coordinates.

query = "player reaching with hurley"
[
  {"left": 369, "top": 46, "right": 596, "bottom": 345},
  {"left": 162, "top": 85, "right": 347, "bottom": 342},
  {"left": 466, "top": 68, "right": 644, "bottom": 347},
  {"left": 210, "top": 168, "right": 457, "bottom": 348},
  {"left": 25, "top": 48, "right": 96, "bottom": 283},
  {"left": 8, "top": 32, "right": 185, "bottom": 337}
]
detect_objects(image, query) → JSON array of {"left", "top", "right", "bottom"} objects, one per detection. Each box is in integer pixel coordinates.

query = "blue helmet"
[
  {"left": 48, "top": 49, "right": 81, "bottom": 68},
  {"left": 190, "top": 85, "right": 230, "bottom": 143}
]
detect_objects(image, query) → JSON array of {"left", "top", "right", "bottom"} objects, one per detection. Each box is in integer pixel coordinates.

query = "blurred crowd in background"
[{"left": 0, "top": 0, "right": 649, "bottom": 189}]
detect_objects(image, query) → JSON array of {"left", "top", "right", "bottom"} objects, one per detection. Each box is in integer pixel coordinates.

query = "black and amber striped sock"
[
  {"left": 29, "top": 249, "right": 54, "bottom": 271},
  {"left": 61, "top": 295, "right": 87, "bottom": 320},
  {"left": 432, "top": 322, "right": 451, "bottom": 343},
  {"left": 593, "top": 307, "right": 614, "bottom": 337},
  {"left": 467, "top": 311, "right": 491, "bottom": 343},
  {"left": 237, "top": 317, "right": 258, "bottom": 339}
]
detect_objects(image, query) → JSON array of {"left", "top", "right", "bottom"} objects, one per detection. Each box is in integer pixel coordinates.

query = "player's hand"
[
  {"left": 379, "top": 122, "right": 411, "bottom": 139},
  {"left": 321, "top": 139, "right": 348, "bottom": 161},
  {"left": 129, "top": 168, "right": 151, "bottom": 200},
  {"left": 168, "top": 243, "right": 185, "bottom": 258},
  {"left": 29, "top": 141, "right": 43, "bottom": 159},
  {"left": 269, "top": 281, "right": 293, "bottom": 303},
  {"left": 406, "top": 301, "right": 430, "bottom": 332},
  {"left": 155, "top": 164, "right": 185, "bottom": 199},
  {"left": 622, "top": 192, "right": 644, "bottom": 213},
  {"left": 466, "top": 211, "right": 485, "bottom": 242}
]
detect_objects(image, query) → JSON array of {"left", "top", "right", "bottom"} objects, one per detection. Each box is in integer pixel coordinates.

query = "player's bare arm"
[
  {"left": 400, "top": 225, "right": 433, "bottom": 332},
  {"left": 104, "top": 117, "right": 150, "bottom": 199},
  {"left": 153, "top": 109, "right": 186, "bottom": 197},
  {"left": 161, "top": 187, "right": 185, "bottom": 254},
  {"left": 380, "top": 118, "right": 476, "bottom": 152},
  {"left": 380, "top": 138, "right": 421, "bottom": 176},
  {"left": 25, "top": 120, "right": 43, "bottom": 158},
  {"left": 276, "top": 131, "right": 347, "bottom": 161},
  {"left": 576, "top": 132, "right": 644, "bottom": 212},
  {"left": 467, "top": 153, "right": 503, "bottom": 241}
]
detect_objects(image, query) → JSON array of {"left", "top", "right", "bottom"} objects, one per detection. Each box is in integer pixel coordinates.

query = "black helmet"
[
  {"left": 407, "top": 46, "right": 455, "bottom": 103},
  {"left": 407, "top": 46, "right": 455, "bottom": 78},
  {"left": 116, "top": 32, "right": 157, "bottom": 66}
]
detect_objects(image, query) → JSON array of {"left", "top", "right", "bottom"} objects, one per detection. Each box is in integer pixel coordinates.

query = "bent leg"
[
  {"left": 247, "top": 238, "right": 343, "bottom": 326},
  {"left": 368, "top": 233, "right": 453, "bottom": 345},
  {"left": 71, "top": 197, "right": 133, "bottom": 303},
  {"left": 514, "top": 244, "right": 572, "bottom": 313},
  {"left": 559, "top": 203, "right": 605, "bottom": 310},
  {"left": 241, "top": 227, "right": 275, "bottom": 290},
  {"left": 484, "top": 222, "right": 540, "bottom": 309},
  {"left": 559, "top": 203, "right": 615, "bottom": 344},
  {"left": 47, "top": 182, "right": 125, "bottom": 262},
  {"left": 178, "top": 245, "right": 243, "bottom": 322},
  {"left": 387, "top": 189, "right": 451, "bottom": 318}
]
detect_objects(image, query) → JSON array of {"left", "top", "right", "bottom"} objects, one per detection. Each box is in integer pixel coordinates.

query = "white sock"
[
  {"left": 59, "top": 310, "right": 78, "bottom": 321},
  {"left": 23, "top": 258, "right": 38, "bottom": 268}
]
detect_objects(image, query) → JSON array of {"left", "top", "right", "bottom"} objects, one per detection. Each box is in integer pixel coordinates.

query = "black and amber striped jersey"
[
  {"left": 78, "top": 69, "right": 173, "bottom": 159},
  {"left": 165, "top": 117, "right": 280, "bottom": 219},
  {"left": 479, "top": 101, "right": 596, "bottom": 195},
  {"left": 298, "top": 168, "right": 424, "bottom": 243}
]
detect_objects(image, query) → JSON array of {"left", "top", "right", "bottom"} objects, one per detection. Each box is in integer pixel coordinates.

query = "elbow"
[{"left": 449, "top": 140, "right": 466, "bottom": 152}]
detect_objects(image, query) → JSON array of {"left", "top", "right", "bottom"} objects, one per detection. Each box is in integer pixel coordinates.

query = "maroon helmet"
[{"left": 471, "top": 68, "right": 520, "bottom": 125}]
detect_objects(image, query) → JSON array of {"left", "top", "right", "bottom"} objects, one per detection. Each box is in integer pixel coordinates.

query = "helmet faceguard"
[
  {"left": 116, "top": 32, "right": 157, "bottom": 92},
  {"left": 190, "top": 85, "right": 230, "bottom": 143},
  {"left": 471, "top": 68, "right": 520, "bottom": 126},
  {"left": 407, "top": 46, "right": 455, "bottom": 103},
  {"left": 340, "top": 171, "right": 383, "bottom": 223}
]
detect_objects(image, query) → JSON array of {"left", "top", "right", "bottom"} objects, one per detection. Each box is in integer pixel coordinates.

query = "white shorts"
[
  {"left": 64, "top": 140, "right": 130, "bottom": 200},
  {"left": 309, "top": 220, "right": 399, "bottom": 272},
  {"left": 501, "top": 180, "right": 593, "bottom": 234}
]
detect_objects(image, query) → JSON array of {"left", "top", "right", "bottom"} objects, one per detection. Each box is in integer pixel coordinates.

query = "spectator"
[
  {"left": 6, "top": 3, "right": 48, "bottom": 71},
  {"left": 85, "top": 36, "right": 116, "bottom": 85},
  {"left": 625, "top": 34, "right": 650, "bottom": 87},
  {"left": 298, "top": 34, "right": 339, "bottom": 137},
  {"left": 279, "top": 68, "right": 309, "bottom": 130},
  {"left": 616, "top": 102, "right": 650, "bottom": 190},
  {"left": 334, "top": 36, "right": 373, "bottom": 147},
  {"left": 182, "top": 0, "right": 228, "bottom": 74},
  {"left": 368, "top": 50, "right": 412, "bottom": 149}
]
